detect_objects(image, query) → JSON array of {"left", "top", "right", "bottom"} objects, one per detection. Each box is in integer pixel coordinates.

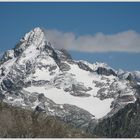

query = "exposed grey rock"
[
  {"left": 38, "top": 93, "right": 46, "bottom": 103},
  {"left": 127, "top": 73, "right": 135, "bottom": 81},
  {"left": 93, "top": 80, "right": 105, "bottom": 88},
  {"left": 0, "top": 67, "right": 6, "bottom": 76},
  {"left": 32, "top": 80, "right": 49, "bottom": 86},
  {"left": 69, "top": 84, "right": 91, "bottom": 97},
  {"left": 96, "top": 67, "right": 117, "bottom": 76},
  {"left": 2, "top": 78, "right": 14, "bottom": 91},
  {"left": 58, "top": 49, "right": 72, "bottom": 60},
  {"left": 0, "top": 50, "right": 14, "bottom": 64},
  {"left": 35, "top": 104, "right": 46, "bottom": 112},
  {"left": 29, "top": 94, "right": 38, "bottom": 103},
  {"left": 118, "top": 95, "right": 135, "bottom": 102},
  {"left": 78, "top": 61, "right": 93, "bottom": 72},
  {"left": 48, "top": 65, "right": 57, "bottom": 71},
  {"left": 59, "top": 62, "right": 71, "bottom": 71},
  {"left": 94, "top": 99, "right": 140, "bottom": 138},
  {"left": 0, "top": 93, "right": 5, "bottom": 101}
]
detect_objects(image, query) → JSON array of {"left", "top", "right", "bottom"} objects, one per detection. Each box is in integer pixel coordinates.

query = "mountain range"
[{"left": 0, "top": 27, "right": 139, "bottom": 137}]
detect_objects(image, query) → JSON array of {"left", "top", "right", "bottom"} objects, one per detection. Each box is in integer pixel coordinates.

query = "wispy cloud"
[{"left": 45, "top": 29, "right": 140, "bottom": 53}]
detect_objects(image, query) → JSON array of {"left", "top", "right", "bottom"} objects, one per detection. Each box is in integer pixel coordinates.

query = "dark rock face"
[
  {"left": 118, "top": 95, "right": 135, "bottom": 102},
  {"left": 38, "top": 93, "right": 46, "bottom": 103},
  {"left": 35, "top": 105, "right": 46, "bottom": 112},
  {"left": 44, "top": 44, "right": 59, "bottom": 63},
  {"left": 59, "top": 62, "right": 71, "bottom": 71},
  {"left": 28, "top": 94, "right": 37, "bottom": 103},
  {"left": 133, "top": 84, "right": 140, "bottom": 98},
  {"left": 2, "top": 79, "right": 14, "bottom": 90},
  {"left": 94, "top": 99, "right": 140, "bottom": 138},
  {"left": 96, "top": 67, "right": 117, "bottom": 76},
  {"left": 127, "top": 73, "right": 135, "bottom": 82},
  {"left": 69, "top": 84, "right": 91, "bottom": 97},
  {"left": 59, "top": 49, "right": 72, "bottom": 60},
  {"left": 78, "top": 62, "right": 93, "bottom": 72},
  {"left": 0, "top": 93, "right": 5, "bottom": 101},
  {"left": 0, "top": 67, "right": 6, "bottom": 76},
  {"left": 14, "top": 44, "right": 25, "bottom": 57},
  {"left": 32, "top": 80, "right": 49, "bottom": 86},
  {"left": 0, "top": 50, "right": 15, "bottom": 64}
]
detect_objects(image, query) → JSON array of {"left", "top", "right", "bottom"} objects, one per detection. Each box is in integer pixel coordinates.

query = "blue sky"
[{"left": 0, "top": 2, "right": 140, "bottom": 71}]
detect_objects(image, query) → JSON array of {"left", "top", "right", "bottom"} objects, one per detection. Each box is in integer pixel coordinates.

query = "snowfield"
[{"left": 24, "top": 86, "right": 113, "bottom": 119}]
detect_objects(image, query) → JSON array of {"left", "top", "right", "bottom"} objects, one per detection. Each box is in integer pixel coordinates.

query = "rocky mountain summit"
[{"left": 0, "top": 27, "right": 139, "bottom": 135}]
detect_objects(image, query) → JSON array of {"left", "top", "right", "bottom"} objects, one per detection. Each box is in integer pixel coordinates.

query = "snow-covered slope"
[{"left": 0, "top": 27, "right": 139, "bottom": 130}]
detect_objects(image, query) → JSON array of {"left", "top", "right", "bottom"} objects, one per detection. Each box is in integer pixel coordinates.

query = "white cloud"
[{"left": 45, "top": 29, "right": 140, "bottom": 52}]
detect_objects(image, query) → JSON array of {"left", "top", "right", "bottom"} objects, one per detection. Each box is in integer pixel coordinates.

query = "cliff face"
[{"left": 94, "top": 98, "right": 140, "bottom": 138}]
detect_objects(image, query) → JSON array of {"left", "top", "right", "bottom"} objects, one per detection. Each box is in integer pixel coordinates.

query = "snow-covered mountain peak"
[
  {"left": 22, "top": 27, "right": 46, "bottom": 46},
  {"left": 0, "top": 27, "right": 139, "bottom": 131},
  {"left": 13, "top": 27, "right": 54, "bottom": 58}
]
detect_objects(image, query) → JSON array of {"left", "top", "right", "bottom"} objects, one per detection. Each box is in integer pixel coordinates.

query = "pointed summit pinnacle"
[
  {"left": 14, "top": 27, "right": 50, "bottom": 55},
  {"left": 14, "top": 27, "right": 54, "bottom": 57},
  {"left": 21, "top": 27, "right": 46, "bottom": 47}
]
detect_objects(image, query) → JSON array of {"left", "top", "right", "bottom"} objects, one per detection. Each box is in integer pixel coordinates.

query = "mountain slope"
[
  {"left": 0, "top": 27, "right": 139, "bottom": 133},
  {"left": 94, "top": 98, "right": 140, "bottom": 138},
  {"left": 0, "top": 101, "right": 94, "bottom": 138},
  {"left": 0, "top": 52, "right": 3, "bottom": 59}
]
